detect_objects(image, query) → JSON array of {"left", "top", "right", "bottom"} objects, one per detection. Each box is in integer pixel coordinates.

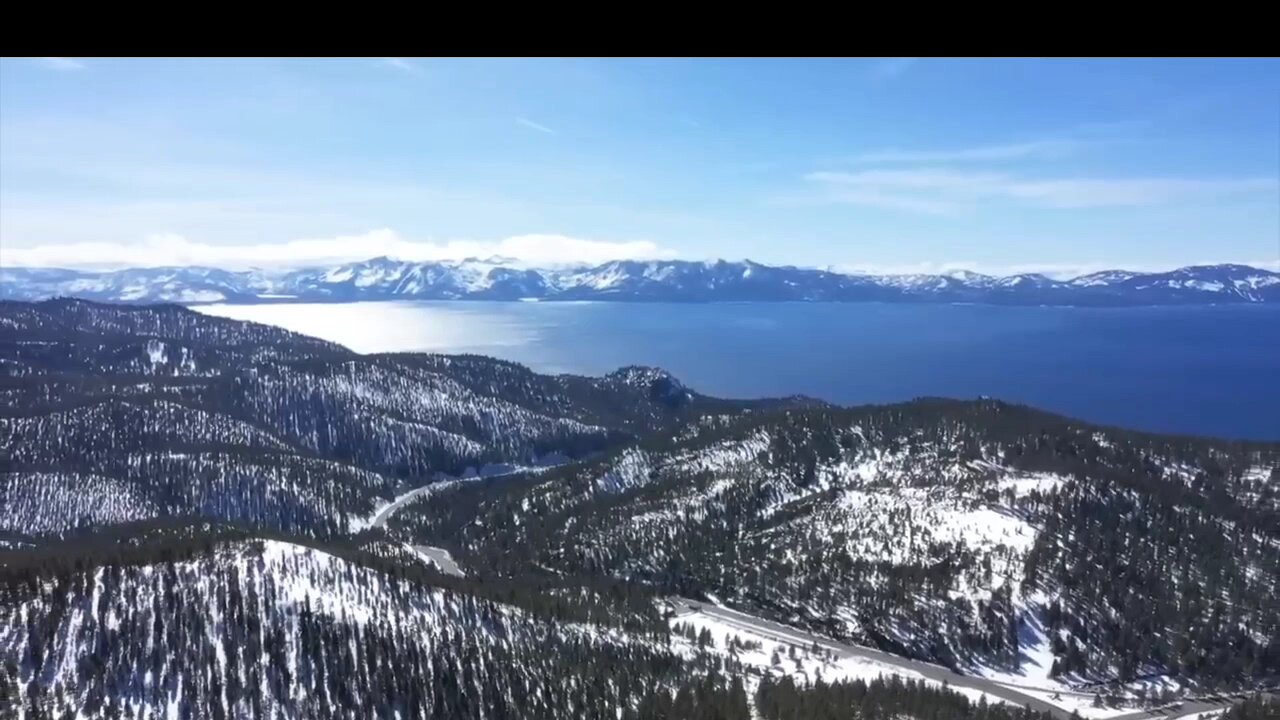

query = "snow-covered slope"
[
  {"left": 4, "top": 259, "right": 1278, "bottom": 305},
  {"left": 2, "top": 298, "right": 1277, "bottom": 719},
  {"left": 0, "top": 529, "right": 747, "bottom": 719},
  {"left": 0, "top": 299, "right": 806, "bottom": 540},
  {"left": 2, "top": 294, "right": 1280, "bottom": 712},
  {"left": 389, "top": 401, "right": 1280, "bottom": 691}
]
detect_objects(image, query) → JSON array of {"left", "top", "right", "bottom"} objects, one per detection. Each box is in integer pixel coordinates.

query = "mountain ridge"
[
  {"left": 3, "top": 259, "right": 1278, "bottom": 306},
  {"left": 2, "top": 299, "right": 1277, "bottom": 719}
]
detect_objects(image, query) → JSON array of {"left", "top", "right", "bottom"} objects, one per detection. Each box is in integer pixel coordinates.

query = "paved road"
[
  {"left": 370, "top": 476, "right": 478, "bottom": 529},
  {"left": 370, "top": 465, "right": 552, "bottom": 576},
  {"left": 670, "top": 599, "right": 1248, "bottom": 720}
]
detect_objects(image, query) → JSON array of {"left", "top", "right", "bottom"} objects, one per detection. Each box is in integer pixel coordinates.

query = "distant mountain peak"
[
  {"left": 943, "top": 269, "right": 995, "bottom": 282},
  {"left": 3, "top": 258, "right": 1276, "bottom": 306}
]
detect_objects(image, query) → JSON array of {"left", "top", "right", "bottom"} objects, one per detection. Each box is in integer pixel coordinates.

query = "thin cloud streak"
[
  {"left": 516, "top": 117, "right": 555, "bottom": 135},
  {"left": 855, "top": 139, "right": 1084, "bottom": 164},
  {"left": 381, "top": 58, "right": 422, "bottom": 74},
  {"left": 804, "top": 168, "right": 1279, "bottom": 212},
  {"left": 815, "top": 189, "right": 960, "bottom": 216},
  {"left": 36, "top": 57, "right": 85, "bottom": 71}
]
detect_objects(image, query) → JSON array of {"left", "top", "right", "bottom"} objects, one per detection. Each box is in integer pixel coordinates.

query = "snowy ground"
[
  {"left": 968, "top": 607, "right": 1060, "bottom": 689},
  {"left": 1009, "top": 686, "right": 1141, "bottom": 719},
  {"left": 966, "top": 605, "right": 1171, "bottom": 718},
  {"left": 669, "top": 603, "right": 1166, "bottom": 720},
  {"left": 669, "top": 609, "right": 1014, "bottom": 710},
  {"left": 1179, "top": 711, "right": 1226, "bottom": 720}
]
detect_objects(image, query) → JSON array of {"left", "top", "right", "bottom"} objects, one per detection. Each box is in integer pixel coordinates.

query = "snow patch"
[
  {"left": 145, "top": 339, "right": 168, "bottom": 365},
  {"left": 596, "top": 448, "right": 653, "bottom": 494}
]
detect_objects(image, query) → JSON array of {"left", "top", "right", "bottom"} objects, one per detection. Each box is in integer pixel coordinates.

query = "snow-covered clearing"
[
  {"left": 671, "top": 610, "right": 927, "bottom": 686},
  {"left": 669, "top": 609, "right": 1017, "bottom": 711},
  {"left": 997, "top": 471, "right": 1067, "bottom": 496},
  {"left": 670, "top": 606, "right": 1167, "bottom": 720},
  {"left": 968, "top": 611, "right": 1060, "bottom": 690},
  {"left": 1005, "top": 686, "right": 1138, "bottom": 719}
]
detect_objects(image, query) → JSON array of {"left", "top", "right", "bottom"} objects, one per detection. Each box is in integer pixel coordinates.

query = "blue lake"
[{"left": 199, "top": 301, "right": 1280, "bottom": 441}]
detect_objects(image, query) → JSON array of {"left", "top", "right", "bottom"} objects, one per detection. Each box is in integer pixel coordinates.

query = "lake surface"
[{"left": 198, "top": 301, "right": 1280, "bottom": 441}]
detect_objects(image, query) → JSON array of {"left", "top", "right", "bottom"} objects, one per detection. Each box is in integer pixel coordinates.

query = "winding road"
[
  {"left": 369, "top": 477, "right": 469, "bottom": 531},
  {"left": 670, "top": 599, "right": 1252, "bottom": 720},
  {"left": 370, "top": 465, "right": 551, "bottom": 577}
]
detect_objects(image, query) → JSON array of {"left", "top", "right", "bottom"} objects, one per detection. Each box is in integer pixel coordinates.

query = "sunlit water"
[{"left": 198, "top": 301, "right": 1280, "bottom": 440}]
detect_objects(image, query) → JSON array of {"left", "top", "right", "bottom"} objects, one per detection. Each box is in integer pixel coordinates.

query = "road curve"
[
  {"left": 670, "top": 599, "right": 1247, "bottom": 720},
  {"left": 370, "top": 484, "right": 441, "bottom": 529},
  {"left": 370, "top": 474, "right": 491, "bottom": 530},
  {"left": 370, "top": 465, "right": 552, "bottom": 576}
]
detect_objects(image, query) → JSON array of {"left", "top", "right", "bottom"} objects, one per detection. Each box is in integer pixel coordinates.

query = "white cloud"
[
  {"left": 36, "top": 57, "right": 85, "bottom": 71},
  {"left": 806, "top": 189, "right": 961, "bottom": 216},
  {"left": 804, "top": 168, "right": 1278, "bottom": 212},
  {"left": 1240, "top": 259, "right": 1280, "bottom": 272},
  {"left": 809, "top": 169, "right": 1005, "bottom": 192},
  {"left": 0, "top": 230, "right": 678, "bottom": 270},
  {"left": 516, "top": 117, "right": 555, "bottom": 135},
  {"left": 1001, "top": 177, "right": 1278, "bottom": 208},
  {"left": 381, "top": 58, "right": 421, "bottom": 74},
  {"left": 854, "top": 139, "right": 1083, "bottom": 164}
]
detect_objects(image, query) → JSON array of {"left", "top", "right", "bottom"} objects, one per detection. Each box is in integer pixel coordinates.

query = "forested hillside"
[
  {"left": 0, "top": 521, "right": 754, "bottom": 719},
  {"left": 2, "top": 299, "right": 1276, "bottom": 719},
  {"left": 0, "top": 299, "right": 801, "bottom": 539},
  {"left": 389, "top": 401, "right": 1280, "bottom": 688}
]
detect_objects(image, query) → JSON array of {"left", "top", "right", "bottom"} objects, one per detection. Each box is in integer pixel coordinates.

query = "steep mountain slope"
[
  {"left": 4, "top": 259, "right": 1278, "bottom": 305},
  {"left": 0, "top": 299, "right": 804, "bottom": 540},
  {"left": 388, "top": 401, "right": 1280, "bottom": 689},
  {"left": 2, "top": 519, "right": 1070, "bottom": 720},
  {"left": 0, "top": 521, "right": 755, "bottom": 720}
]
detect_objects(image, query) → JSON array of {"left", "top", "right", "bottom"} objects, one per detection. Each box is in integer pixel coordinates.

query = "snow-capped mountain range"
[{"left": 2, "top": 257, "right": 1278, "bottom": 305}]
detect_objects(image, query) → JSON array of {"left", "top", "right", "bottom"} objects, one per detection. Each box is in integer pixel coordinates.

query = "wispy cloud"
[
  {"left": 36, "top": 57, "right": 85, "bottom": 71},
  {"left": 516, "top": 117, "right": 555, "bottom": 135},
  {"left": 381, "top": 57, "right": 421, "bottom": 74},
  {"left": 789, "top": 188, "right": 960, "bottom": 216},
  {"left": 0, "top": 230, "right": 678, "bottom": 270},
  {"left": 802, "top": 168, "right": 1278, "bottom": 213},
  {"left": 855, "top": 139, "right": 1084, "bottom": 164},
  {"left": 1072, "top": 119, "right": 1150, "bottom": 136},
  {"left": 869, "top": 58, "right": 916, "bottom": 80},
  {"left": 1001, "top": 177, "right": 1279, "bottom": 207}
]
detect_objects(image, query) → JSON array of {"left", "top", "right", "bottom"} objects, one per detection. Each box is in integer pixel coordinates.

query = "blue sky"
[{"left": 1, "top": 57, "right": 1278, "bottom": 275}]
